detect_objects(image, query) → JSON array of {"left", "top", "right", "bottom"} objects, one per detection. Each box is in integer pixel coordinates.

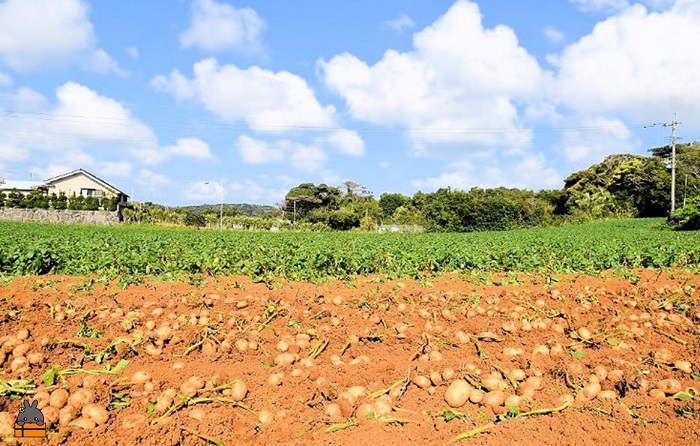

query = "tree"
[
  {"left": 184, "top": 210, "right": 205, "bottom": 228},
  {"left": 284, "top": 183, "right": 341, "bottom": 218},
  {"left": 379, "top": 193, "right": 411, "bottom": 218}
]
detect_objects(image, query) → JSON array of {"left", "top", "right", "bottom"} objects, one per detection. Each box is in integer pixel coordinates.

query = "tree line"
[
  {"left": 279, "top": 142, "right": 700, "bottom": 232},
  {"left": 4, "top": 141, "right": 698, "bottom": 231}
]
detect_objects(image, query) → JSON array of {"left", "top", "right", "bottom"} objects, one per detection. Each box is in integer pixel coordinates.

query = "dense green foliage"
[
  {"left": 2, "top": 219, "right": 699, "bottom": 280},
  {"left": 0, "top": 189, "right": 118, "bottom": 211},
  {"left": 670, "top": 196, "right": 700, "bottom": 230}
]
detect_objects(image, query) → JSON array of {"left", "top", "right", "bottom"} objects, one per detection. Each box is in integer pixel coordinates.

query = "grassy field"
[{"left": 1, "top": 218, "right": 699, "bottom": 281}]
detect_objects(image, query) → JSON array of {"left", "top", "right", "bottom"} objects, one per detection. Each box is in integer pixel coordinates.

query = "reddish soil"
[{"left": 1, "top": 271, "right": 699, "bottom": 445}]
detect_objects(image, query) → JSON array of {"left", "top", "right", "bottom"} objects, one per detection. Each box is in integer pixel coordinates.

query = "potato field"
[{"left": 1, "top": 219, "right": 699, "bottom": 445}]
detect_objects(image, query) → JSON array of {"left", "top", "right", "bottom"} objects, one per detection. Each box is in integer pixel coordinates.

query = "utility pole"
[
  {"left": 664, "top": 113, "right": 681, "bottom": 214},
  {"left": 219, "top": 179, "right": 224, "bottom": 231}
]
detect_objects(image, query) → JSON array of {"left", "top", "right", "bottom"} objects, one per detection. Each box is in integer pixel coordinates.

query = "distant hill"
[{"left": 177, "top": 203, "right": 280, "bottom": 217}]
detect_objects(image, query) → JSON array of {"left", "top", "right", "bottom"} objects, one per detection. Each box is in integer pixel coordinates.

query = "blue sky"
[{"left": 1, "top": 0, "right": 698, "bottom": 206}]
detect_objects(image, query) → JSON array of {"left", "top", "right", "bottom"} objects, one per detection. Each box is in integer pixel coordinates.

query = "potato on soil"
[
  {"left": 656, "top": 379, "right": 682, "bottom": 395},
  {"left": 444, "top": 379, "right": 472, "bottom": 408}
]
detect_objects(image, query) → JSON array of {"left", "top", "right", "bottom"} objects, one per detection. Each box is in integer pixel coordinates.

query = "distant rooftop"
[{"left": 0, "top": 180, "right": 46, "bottom": 191}]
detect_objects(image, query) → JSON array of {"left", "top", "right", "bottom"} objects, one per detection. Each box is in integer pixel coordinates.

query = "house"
[
  {"left": 1, "top": 169, "right": 128, "bottom": 207},
  {"left": 43, "top": 169, "right": 128, "bottom": 206}
]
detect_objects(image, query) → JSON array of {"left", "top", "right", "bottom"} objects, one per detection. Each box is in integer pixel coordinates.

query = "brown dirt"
[{"left": 1, "top": 270, "right": 700, "bottom": 445}]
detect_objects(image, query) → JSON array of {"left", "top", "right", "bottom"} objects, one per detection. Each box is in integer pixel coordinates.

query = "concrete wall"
[{"left": 0, "top": 208, "right": 120, "bottom": 225}]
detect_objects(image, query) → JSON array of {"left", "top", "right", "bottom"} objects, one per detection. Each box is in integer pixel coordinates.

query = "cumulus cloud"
[
  {"left": 180, "top": 0, "right": 265, "bottom": 53},
  {"left": 164, "top": 138, "right": 214, "bottom": 160},
  {"left": 383, "top": 14, "right": 415, "bottom": 32},
  {"left": 0, "top": 0, "right": 123, "bottom": 74},
  {"left": 50, "top": 82, "right": 156, "bottom": 145},
  {"left": 153, "top": 58, "right": 337, "bottom": 132},
  {"left": 319, "top": 0, "right": 547, "bottom": 153},
  {"left": 326, "top": 129, "right": 365, "bottom": 156},
  {"left": 412, "top": 152, "right": 562, "bottom": 191},
  {"left": 290, "top": 146, "right": 326, "bottom": 172},
  {"left": 236, "top": 135, "right": 326, "bottom": 172},
  {"left": 557, "top": 117, "right": 636, "bottom": 166},
  {"left": 237, "top": 135, "right": 286, "bottom": 164},
  {"left": 99, "top": 161, "right": 132, "bottom": 177},
  {"left": 550, "top": 2, "right": 700, "bottom": 123},
  {"left": 0, "top": 82, "right": 215, "bottom": 176}
]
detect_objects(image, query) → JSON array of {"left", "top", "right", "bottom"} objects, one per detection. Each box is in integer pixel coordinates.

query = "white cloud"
[
  {"left": 412, "top": 153, "right": 562, "bottom": 191},
  {"left": 569, "top": 0, "right": 676, "bottom": 13},
  {"left": 153, "top": 58, "right": 336, "bottom": 132},
  {"left": 557, "top": 117, "right": 636, "bottom": 166},
  {"left": 127, "top": 47, "right": 139, "bottom": 59},
  {"left": 30, "top": 164, "right": 75, "bottom": 180},
  {"left": 236, "top": 135, "right": 326, "bottom": 172},
  {"left": 51, "top": 82, "right": 157, "bottom": 145},
  {"left": 0, "top": 0, "right": 122, "bottom": 74},
  {"left": 183, "top": 180, "right": 223, "bottom": 202},
  {"left": 0, "top": 82, "right": 181, "bottom": 173},
  {"left": 84, "top": 49, "right": 128, "bottom": 76},
  {"left": 183, "top": 178, "right": 285, "bottom": 205},
  {"left": 165, "top": 138, "right": 214, "bottom": 160},
  {"left": 544, "top": 26, "right": 565, "bottom": 44},
  {"left": 237, "top": 135, "right": 285, "bottom": 164},
  {"left": 326, "top": 129, "right": 365, "bottom": 156},
  {"left": 3, "top": 87, "right": 49, "bottom": 110},
  {"left": 290, "top": 146, "right": 326, "bottom": 172},
  {"left": 551, "top": 2, "right": 700, "bottom": 123},
  {"left": 569, "top": 0, "right": 630, "bottom": 13},
  {"left": 383, "top": 14, "right": 415, "bottom": 32},
  {"left": 99, "top": 161, "right": 132, "bottom": 177},
  {"left": 180, "top": 0, "right": 265, "bottom": 53},
  {"left": 0, "top": 144, "right": 28, "bottom": 162},
  {"left": 0, "top": 71, "right": 11, "bottom": 86},
  {"left": 319, "top": 0, "right": 547, "bottom": 153},
  {"left": 137, "top": 169, "right": 169, "bottom": 186},
  {"left": 226, "top": 179, "right": 287, "bottom": 204}
]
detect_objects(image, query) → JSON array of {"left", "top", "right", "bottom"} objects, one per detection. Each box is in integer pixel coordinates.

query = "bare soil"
[{"left": 1, "top": 270, "right": 699, "bottom": 445}]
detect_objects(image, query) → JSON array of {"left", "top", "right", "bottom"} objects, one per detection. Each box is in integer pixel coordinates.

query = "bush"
[
  {"left": 53, "top": 192, "right": 68, "bottom": 210},
  {"left": 6, "top": 189, "right": 22, "bottom": 208},
  {"left": 670, "top": 196, "right": 700, "bottom": 230},
  {"left": 327, "top": 209, "right": 360, "bottom": 230},
  {"left": 184, "top": 211, "right": 206, "bottom": 228}
]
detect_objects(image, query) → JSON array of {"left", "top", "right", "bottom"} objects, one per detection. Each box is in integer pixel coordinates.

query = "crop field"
[
  {"left": 2, "top": 218, "right": 700, "bottom": 280},
  {"left": 1, "top": 218, "right": 700, "bottom": 445}
]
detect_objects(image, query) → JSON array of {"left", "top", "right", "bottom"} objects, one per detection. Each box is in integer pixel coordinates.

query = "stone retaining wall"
[{"left": 0, "top": 208, "right": 120, "bottom": 225}]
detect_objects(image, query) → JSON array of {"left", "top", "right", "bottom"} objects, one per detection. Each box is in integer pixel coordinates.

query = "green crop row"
[{"left": 1, "top": 219, "right": 699, "bottom": 282}]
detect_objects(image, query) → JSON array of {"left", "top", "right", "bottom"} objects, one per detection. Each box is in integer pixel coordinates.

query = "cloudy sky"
[{"left": 1, "top": 0, "right": 698, "bottom": 205}]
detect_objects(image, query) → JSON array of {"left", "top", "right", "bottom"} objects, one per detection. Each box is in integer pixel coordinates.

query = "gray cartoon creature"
[{"left": 16, "top": 399, "right": 44, "bottom": 426}]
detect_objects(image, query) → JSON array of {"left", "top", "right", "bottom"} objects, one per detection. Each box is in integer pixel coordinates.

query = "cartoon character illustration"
[{"left": 16, "top": 399, "right": 44, "bottom": 426}]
